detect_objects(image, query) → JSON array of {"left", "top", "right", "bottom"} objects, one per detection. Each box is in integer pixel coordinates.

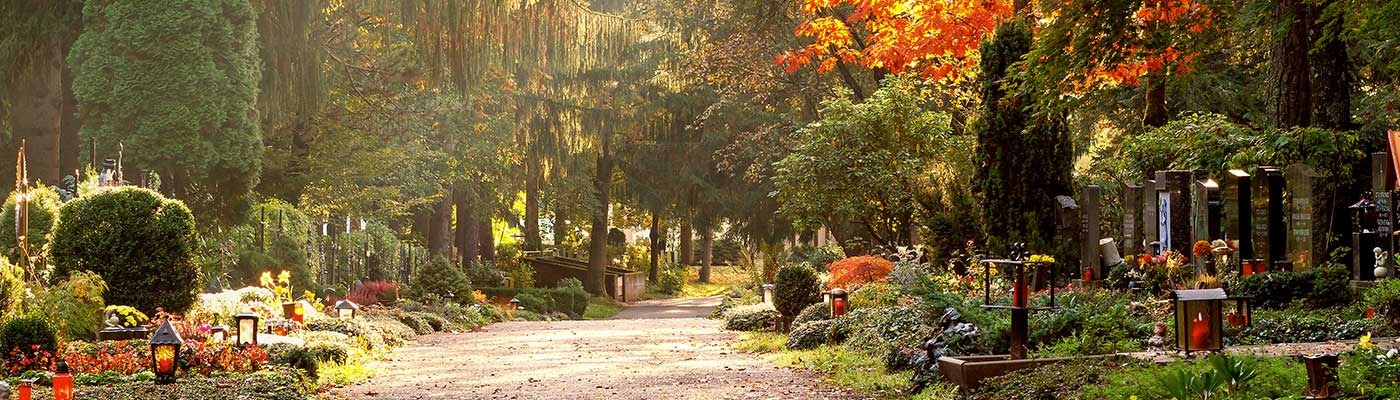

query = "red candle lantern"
[
  {"left": 150, "top": 320, "right": 184, "bottom": 384},
  {"left": 292, "top": 302, "right": 305, "bottom": 324},
  {"left": 1191, "top": 313, "right": 1211, "bottom": 349},
  {"left": 1173, "top": 289, "right": 1226, "bottom": 355},
  {"left": 830, "top": 288, "right": 848, "bottom": 317},
  {"left": 1241, "top": 260, "right": 1254, "bottom": 277},
  {"left": 1082, "top": 268, "right": 1094, "bottom": 281},
  {"left": 17, "top": 378, "right": 35, "bottom": 400},
  {"left": 53, "top": 360, "right": 73, "bottom": 400}
]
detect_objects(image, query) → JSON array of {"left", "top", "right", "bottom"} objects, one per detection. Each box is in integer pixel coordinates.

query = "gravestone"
[
  {"left": 1224, "top": 170, "right": 1253, "bottom": 261},
  {"left": 1286, "top": 164, "right": 1325, "bottom": 269},
  {"left": 1144, "top": 180, "right": 1160, "bottom": 255},
  {"left": 1192, "top": 178, "right": 1222, "bottom": 271},
  {"left": 1373, "top": 152, "right": 1395, "bottom": 255},
  {"left": 1253, "top": 167, "right": 1288, "bottom": 270},
  {"left": 1123, "top": 184, "right": 1143, "bottom": 259},
  {"left": 1156, "top": 171, "right": 1193, "bottom": 257},
  {"left": 1081, "top": 186, "right": 1101, "bottom": 278},
  {"left": 1054, "top": 195, "right": 1081, "bottom": 254}
]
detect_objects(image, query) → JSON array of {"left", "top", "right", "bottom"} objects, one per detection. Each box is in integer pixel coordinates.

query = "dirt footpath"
[{"left": 336, "top": 297, "right": 865, "bottom": 400}]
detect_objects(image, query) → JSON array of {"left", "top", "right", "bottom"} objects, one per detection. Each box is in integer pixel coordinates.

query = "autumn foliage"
[
  {"left": 827, "top": 256, "right": 894, "bottom": 289},
  {"left": 777, "top": 0, "right": 1014, "bottom": 79}
]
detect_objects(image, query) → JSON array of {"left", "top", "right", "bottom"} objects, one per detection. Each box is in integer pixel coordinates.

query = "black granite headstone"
[
  {"left": 1123, "top": 184, "right": 1143, "bottom": 258},
  {"left": 1224, "top": 169, "right": 1253, "bottom": 260},
  {"left": 1081, "top": 186, "right": 1101, "bottom": 277},
  {"left": 1156, "top": 171, "right": 1193, "bottom": 257},
  {"left": 1253, "top": 167, "right": 1287, "bottom": 270},
  {"left": 1286, "top": 164, "right": 1324, "bottom": 269}
]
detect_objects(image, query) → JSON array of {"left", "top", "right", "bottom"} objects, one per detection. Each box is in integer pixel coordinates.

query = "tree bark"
[
  {"left": 699, "top": 223, "right": 714, "bottom": 283},
  {"left": 1310, "top": 0, "right": 1351, "bottom": 130},
  {"left": 586, "top": 135, "right": 613, "bottom": 295},
  {"left": 679, "top": 219, "right": 694, "bottom": 265},
  {"left": 648, "top": 211, "right": 662, "bottom": 282},
  {"left": 524, "top": 147, "right": 543, "bottom": 251},
  {"left": 1143, "top": 71, "right": 1169, "bottom": 129},
  {"left": 479, "top": 216, "right": 496, "bottom": 262},
  {"left": 427, "top": 194, "right": 453, "bottom": 257},
  {"left": 12, "top": 35, "right": 66, "bottom": 186},
  {"left": 454, "top": 184, "right": 478, "bottom": 267},
  {"left": 1271, "top": 0, "right": 1313, "bottom": 129}
]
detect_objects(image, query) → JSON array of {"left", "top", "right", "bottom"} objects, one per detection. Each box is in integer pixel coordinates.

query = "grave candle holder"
[
  {"left": 1172, "top": 288, "right": 1226, "bottom": 356},
  {"left": 980, "top": 243, "right": 1059, "bottom": 360}
]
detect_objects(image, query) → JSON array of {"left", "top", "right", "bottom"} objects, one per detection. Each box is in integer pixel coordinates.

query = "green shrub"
[
  {"left": 305, "top": 341, "right": 351, "bottom": 365},
  {"left": 1226, "top": 307, "right": 1394, "bottom": 345},
  {"left": 722, "top": 304, "right": 778, "bottom": 332},
  {"left": 850, "top": 281, "right": 900, "bottom": 310},
  {"left": 557, "top": 277, "right": 584, "bottom": 291},
  {"left": 0, "top": 185, "right": 62, "bottom": 260},
  {"left": 504, "top": 262, "right": 535, "bottom": 288},
  {"left": 785, "top": 245, "right": 842, "bottom": 271},
  {"left": 265, "top": 343, "right": 319, "bottom": 377},
  {"left": 409, "top": 256, "right": 473, "bottom": 300},
  {"left": 774, "top": 264, "right": 822, "bottom": 330},
  {"left": 792, "top": 302, "right": 832, "bottom": 328},
  {"left": 412, "top": 311, "right": 448, "bottom": 331},
  {"left": 479, "top": 286, "right": 588, "bottom": 319},
  {"left": 1, "top": 315, "right": 58, "bottom": 355},
  {"left": 1233, "top": 263, "right": 1351, "bottom": 310},
  {"left": 1077, "top": 355, "right": 1303, "bottom": 400},
  {"left": 971, "top": 359, "right": 1122, "bottom": 400},
  {"left": 389, "top": 310, "right": 434, "bottom": 335},
  {"left": 29, "top": 271, "right": 106, "bottom": 341},
  {"left": 655, "top": 263, "right": 688, "bottom": 295},
  {"left": 48, "top": 187, "right": 199, "bottom": 314},
  {"left": 786, "top": 319, "right": 836, "bottom": 350},
  {"left": 0, "top": 257, "right": 25, "bottom": 315},
  {"left": 364, "top": 315, "right": 417, "bottom": 347},
  {"left": 464, "top": 261, "right": 506, "bottom": 288}
]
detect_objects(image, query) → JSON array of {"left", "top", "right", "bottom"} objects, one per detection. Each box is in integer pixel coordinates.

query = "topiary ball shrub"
[
  {"left": 792, "top": 302, "right": 832, "bottom": 328},
  {"left": 723, "top": 304, "right": 778, "bottom": 332},
  {"left": 786, "top": 319, "right": 836, "bottom": 350},
  {"left": 0, "top": 185, "right": 63, "bottom": 261},
  {"left": 49, "top": 187, "right": 199, "bottom": 314},
  {"left": 1, "top": 315, "right": 58, "bottom": 356},
  {"left": 409, "top": 256, "right": 473, "bottom": 301},
  {"left": 412, "top": 311, "right": 448, "bottom": 332},
  {"left": 774, "top": 264, "right": 822, "bottom": 330}
]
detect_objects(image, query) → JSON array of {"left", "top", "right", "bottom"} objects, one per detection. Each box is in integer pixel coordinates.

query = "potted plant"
[
  {"left": 98, "top": 305, "right": 151, "bottom": 341},
  {"left": 261, "top": 270, "right": 297, "bottom": 320}
]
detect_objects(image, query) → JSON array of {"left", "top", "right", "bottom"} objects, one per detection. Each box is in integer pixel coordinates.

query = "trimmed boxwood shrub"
[
  {"left": 412, "top": 311, "right": 448, "bottom": 331},
  {"left": 786, "top": 319, "right": 836, "bottom": 350},
  {"left": 0, "top": 185, "right": 62, "bottom": 260},
  {"left": 49, "top": 187, "right": 199, "bottom": 314},
  {"left": 1, "top": 315, "right": 58, "bottom": 355},
  {"left": 1233, "top": 263, "right": 1351, "bottom": 309},
  {"left": 409, "top": 256, "right": 473, "bottom": 301},
  {"left": 774, "top": 264, "right": 822, "bottom": 330},
  {"left": 479, "top": 287, "right": 588, "bottom": 319},
  {"left": 722, "top": 304, "right": 778, "bottom": 331},
  {"left": 791, "top": 302, "right": 832, "bottom": 328}
]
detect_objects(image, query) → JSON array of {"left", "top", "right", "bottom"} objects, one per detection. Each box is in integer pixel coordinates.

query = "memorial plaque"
[
  {"left": 1224, "top": 170, "right": 1253, "bottom": 260},
  {"left": 1123, "top": 184, "right": 1143, "bottom": 258},
  {"left": 1374, "top": 152, "right": 1396, "bottom": 255},
  {"left": 1286, "top": 164, "right": 1324, "bottom": 269},
  {"left": 1081, "top": 186, "right": 1101, "bottom": 277}
]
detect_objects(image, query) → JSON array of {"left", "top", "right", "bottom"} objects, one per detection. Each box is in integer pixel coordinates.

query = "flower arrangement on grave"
[
  {"left": 104, "top": 305, "right": 149, "bottom": 328},
  {"left": 1132, "top": 250, "right": 1191, "bottom": 294},
  {"left": 260, "top": 270, "right": 293, "bottom": 304}
]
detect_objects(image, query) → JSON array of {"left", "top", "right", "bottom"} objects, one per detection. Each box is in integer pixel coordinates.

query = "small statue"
[
  {"left": 105, "top": 308, "right": 122, "bottom": 329},
  {"left": 1377, "top": 247, "right": 1391, "bottom": 280},
  {"left": 1147, "top": 322, "right": 1169, "bottom": 349}
]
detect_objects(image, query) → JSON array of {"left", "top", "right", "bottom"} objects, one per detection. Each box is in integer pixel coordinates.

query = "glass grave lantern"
[
  {"left": 821, "top": 290, "right": 832, "bottom": 304},
  {"left": 335, "top": 300, "right": 361, "bottom": 320},
  {"left": 234, "top": 312, "right": 259, "bottom": 346},
  {"left": 1172, "top": 288, "right": 1226, "bottom": 355},
  {"left": 150, "top": 320, "right": 183, "bottom": 384},
  {"left": 17, "top": 378, "right": 35, "bottom": 400},
  {"left": 209, "top": 325, "right": 229, "bottom": 343},
  {"left": 761, "top": 284, "right": 775, "bottom": 305},
  {"left": 52, "top": 360, "right": 72, "bottom": 400},
  {"left": 1351, "top": 197, "right": 1381, "bottom": 233},
  {"left": 829, "top": 288, "right": 848, "bottom": 317}
]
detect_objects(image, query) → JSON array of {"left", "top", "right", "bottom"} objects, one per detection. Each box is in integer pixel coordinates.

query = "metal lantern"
[
  {"left": 761, "top": 284, "right": 775, "bottom": 305},
  {"left": 1301, "top": 354, "right": 1340, "bottom": 399},
  {"left": 234, "top": 312, "right": 259, "bottom": 346},
  {"left": 830, "top": 288, "right": 848, "bottom": 317},
  {"left": 822, "top": 290, "right": 832, "bottom": 304},
  {"left": 209, "top": 325, "right": 229, "bottom": 343},
  {"left": 1172, "top": 288, "right": 1226, "bottom": 355},
  {"left": 52, "top": 359, "right": 72, "bottom": 400},
  {"left": 1351, "top": 198, "right": 1381, "bottom": 233},
  {"left": 509, "top": 298, "right": 523, "bottom": 310},
  {"left": 150, "top": 320, "right": 183, "bottom": 384},
  {"left": 335, "top": 300, "right": 361, "bottom": 320}
]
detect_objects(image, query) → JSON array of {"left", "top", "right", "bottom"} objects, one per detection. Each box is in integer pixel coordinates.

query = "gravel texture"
[{"left": 336, "top": 297, "right": 865, "bottom": 400}]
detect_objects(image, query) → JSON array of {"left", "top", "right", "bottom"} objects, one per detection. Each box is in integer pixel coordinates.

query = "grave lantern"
[
  {"left": 209, "top": 325, "right": 229, "bottom": 343},
  {"left": 234, "top": 312, "right": 259, "bottom": 346},
  {"left": 1352, "top": 198, "right": 1380, "bottom": 233},
  {"left": 509, "top": 298, "right": 523, "bottom": 310},
  {"left": 335, "top": 300, "right": 361, "bottom": 319},
  {"left": 822, "top": 290, "right": 832, "bottom": 304},
  {"left": 1301, "top": 354, "right": 1340, "bottom": 399},
  {"left": 52, "top": 359, "right": 72, "bottom": 400},
  {"left": 291, "top": 302, "right": 305, "bottom": 324},
  {"left": 1172, "top": 288, "right": 1226, "bottom": 355},
  {"left": 17, "top": 378, "right": 35, "bottom": 400},
  {"left": 829, "top": 288, "right": 848, "bottom": 317},
  {"left": 150, "top": 320, "right": 183, "bottom": 384},
  {"left": 761, "top": 284, "right": 775, "bottom": 305}
]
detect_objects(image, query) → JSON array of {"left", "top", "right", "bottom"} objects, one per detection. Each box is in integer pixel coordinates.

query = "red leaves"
[
  {"left": 779, "top": 0, "right": 1014, "bottom": 81},
  {"left": 827, "top": 256, "right": 894, "bottom": 289}
]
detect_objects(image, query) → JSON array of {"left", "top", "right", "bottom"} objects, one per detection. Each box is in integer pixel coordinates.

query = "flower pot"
[
  {"left": 97, "top": 327, "right": 150, "bottom": 341},
  {"left": 282, "top": 302, "right": 297, "bottom": 320}
]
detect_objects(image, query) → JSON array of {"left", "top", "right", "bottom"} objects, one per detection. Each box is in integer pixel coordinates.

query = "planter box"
[
  {"left": 938, "top": 354, "right": 1124, "bottom": 393},
  {"left": 97, "top": 327, "right": 150, "bottom": 341}
]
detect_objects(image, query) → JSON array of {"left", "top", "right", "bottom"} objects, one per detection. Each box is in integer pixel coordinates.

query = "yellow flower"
[
  {"left": 278, "top": 270, "right": 291, "bottom": 285},
  {"left": 1360, "top": 332, "right": 1375, "bottom": 349},
  {"left": 260, "top": 272, "right": 273, "bottom": 287}
]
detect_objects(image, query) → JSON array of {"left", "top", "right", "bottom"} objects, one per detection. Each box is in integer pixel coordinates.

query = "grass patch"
[
  {"left": 733, "top": 332, "right": 934, "bottom": 399},
  {"left": 584, "top": 296, "right": 625, "bottom": 319},
  {"left": 679, "top": 280, "right": 733, "bottom": 298}
]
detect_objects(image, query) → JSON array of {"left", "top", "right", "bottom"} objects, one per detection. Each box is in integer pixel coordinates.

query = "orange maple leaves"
[
  {"left": 827, "top": 255, "right": 894, "bottom": 289},
  {"left": 1083, "top": 0, "right": 1218, "bottom": 88},
  {"left": 777, "top": 0, "right": 1014, "bottom": 80}
]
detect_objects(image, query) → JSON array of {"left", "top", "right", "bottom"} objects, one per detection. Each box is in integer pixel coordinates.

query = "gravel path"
[{"left": 336, "top": 297, "right": 865, "bottom": 400}]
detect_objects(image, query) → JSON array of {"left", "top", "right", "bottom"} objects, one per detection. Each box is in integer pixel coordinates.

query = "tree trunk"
[
  {"left": 699, "top": 224, "right": 714, "bottom": 283},
  {"left": 524, "top": 147, "right": 543, "bottom": 251},
  {"left": 12, "top": 35, "right": 66, "bottom": 186},
  {"left": 648, "top": 211, "right": 662, "bottom": 282},
  {"left": 1143, "top": 71, "right": 1168, "bottom": 129},
  {"left": 679, "top": 219, "right": 694, "bottom": 265},
  {"left": 427, "top": 194, "right": 453, "bottom": 257},
  {"left": 479, "top": 217, "right": 496, "bottom": 262},
  {"left": 586, "top": 135, "right": 613, "bottom": 296},
  {"left": 1271, "top": 0, "right": 1312, "bottom": 129},
  {"left": 1310, "top": 0, "right": 1351, "bottom": 130},
  {"left": 454, "top": 184, "right": 478, "bottom": 267}
]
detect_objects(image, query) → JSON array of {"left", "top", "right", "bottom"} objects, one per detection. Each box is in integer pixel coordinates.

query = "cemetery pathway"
[{"left": 335, "top": 296, "right": 865, "bottom": 400}]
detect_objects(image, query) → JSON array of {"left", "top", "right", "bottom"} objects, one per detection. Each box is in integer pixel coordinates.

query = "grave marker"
[
  {"left": 1286, "top": 164, "right": 1324, "bottom": 269},
  {"left": 1156, "top": 171, "right": 1193, "bottom": 257},
  {"left": 1144, "top": 179, "right": 1159, "bottom": 254},
  {"left": 1081, "top": 186, "right": 1101, "bottom": 278},
  {"left": 1224, "top": 170, "right": 1253, "bottom": 261},
  {"left": 1253, "top": 167, "right": 1287, "bottom": 270},
  {"left": 1123, "top": 184, "right": 1143, "bottom": 259}
]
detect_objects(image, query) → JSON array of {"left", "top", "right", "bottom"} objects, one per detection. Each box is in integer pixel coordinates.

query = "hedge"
[{"left": 479, "top": 287, "right": 588, "bottom": 319}]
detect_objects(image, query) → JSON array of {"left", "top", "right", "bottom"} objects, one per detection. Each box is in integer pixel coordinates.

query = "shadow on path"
[{"left": 609, "top": 296, "right": 723, "bottom": 320}]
